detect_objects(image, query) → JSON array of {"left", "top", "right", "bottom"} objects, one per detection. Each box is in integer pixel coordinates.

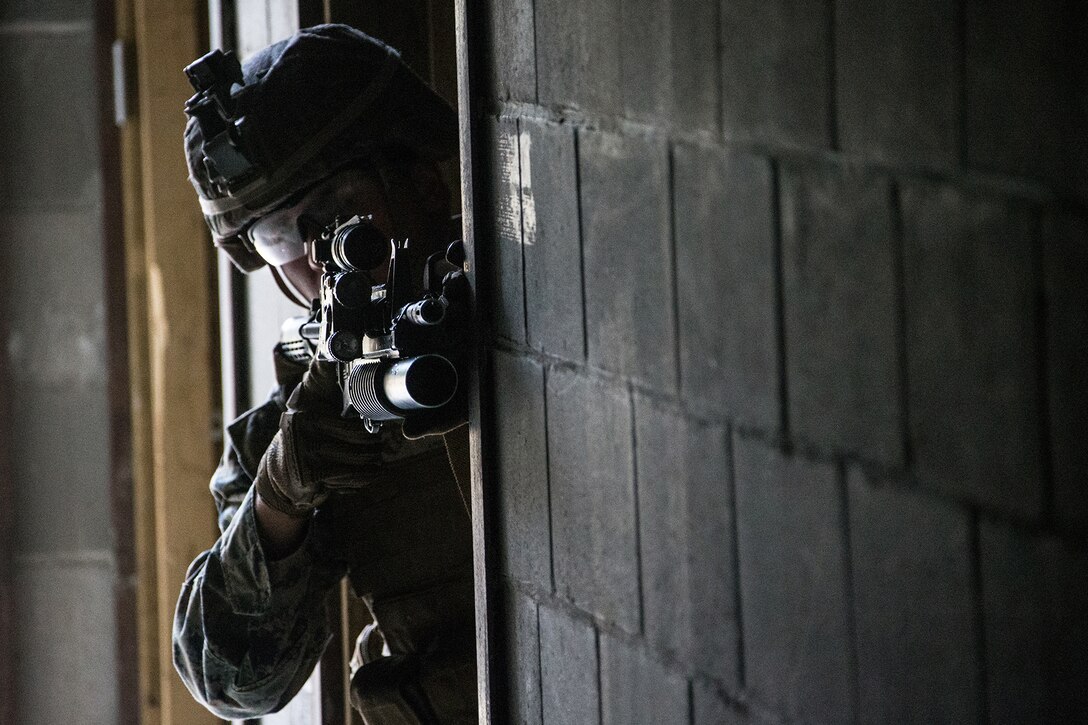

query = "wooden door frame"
[
  {"left": 453, "top": 1, "right": 501, "bottom": 721},
  {"left": 112, "top": 0, "right": 223, "bottom": 721},
  {"left": 94, "top": 0, "right": 142, "bottom": 722}
]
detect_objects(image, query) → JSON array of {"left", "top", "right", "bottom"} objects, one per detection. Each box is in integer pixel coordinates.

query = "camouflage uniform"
[{"left": 173, "top": 350, "right": 476, "bottom": 721}]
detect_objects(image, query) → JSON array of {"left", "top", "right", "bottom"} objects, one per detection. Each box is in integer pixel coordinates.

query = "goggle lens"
[{"left": 246, "top": 170, "right": 368, "bottom": 266}]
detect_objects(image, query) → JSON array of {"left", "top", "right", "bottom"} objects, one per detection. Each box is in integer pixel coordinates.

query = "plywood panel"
[
  {"left": 128, "top": 0, "right": 222, "bottom": 722},
  {"left": 453, "top": 0, "right": 496, "bottom": 721}
]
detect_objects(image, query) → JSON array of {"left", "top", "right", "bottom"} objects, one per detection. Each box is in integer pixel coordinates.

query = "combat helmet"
[{"left": 183, "top": 23, "right": 458, "bottom": 272}]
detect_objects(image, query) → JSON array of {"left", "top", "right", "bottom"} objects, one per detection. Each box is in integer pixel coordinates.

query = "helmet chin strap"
[{"left": 269, "top": 265, "right": 312, "bottom": 309}]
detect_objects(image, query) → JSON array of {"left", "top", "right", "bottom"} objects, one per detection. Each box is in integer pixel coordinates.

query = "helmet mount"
[
  {"left": 181, "top": 25, "right": 460, "bottom": 273},
  {"left": 184, "top": 49, "right": 259, "bottom": 193}
]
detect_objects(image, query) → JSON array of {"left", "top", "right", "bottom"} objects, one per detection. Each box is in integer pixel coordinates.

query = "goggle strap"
[{"left": 269, "top": 266, "right": 312, "bottom": 309}]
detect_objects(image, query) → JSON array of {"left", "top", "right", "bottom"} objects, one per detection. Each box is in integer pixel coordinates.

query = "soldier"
[{"left": 172, "top": 24, "right": 477, "bottom": 722}]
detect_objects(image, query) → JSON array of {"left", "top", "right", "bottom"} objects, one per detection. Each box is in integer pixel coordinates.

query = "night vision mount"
[
  {"left": 282, "top": 216, "right": 466, "bottom": 432},
  {"left": 184, "top": 49, "right": 259, "bottom": 192}
]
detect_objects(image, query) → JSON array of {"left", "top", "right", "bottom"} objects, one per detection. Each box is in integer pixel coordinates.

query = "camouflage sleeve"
[
  {"left": 173, "top": 486, "right": 346, "bottom": 719},
  {"left": 209, "top": 444, "right": 251, "bottom": 534},
  {"left": 211, "top": 395, "right": 286, "bottom": 534}
]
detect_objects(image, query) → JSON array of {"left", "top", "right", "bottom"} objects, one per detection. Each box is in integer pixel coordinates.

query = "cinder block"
[
  {"left": 720, "top": 0, "right": 831, "bottom": 149},
  {"left": 483, "top": 0, "right": 536, "bottom": 102},
  {"left": 579, "top": 129, "right": 676, "bottom": 392},
  {"left": 11, "top": 387, "right": 111, "bottom": 554},
  {"left": 901, "top": 182, "right": 1043, "bottom": 517},
  {"left": 673, "top": 143, "right": 779, "bottom": 430},
  {"left": 539, "top": 604, "right": 599, "bottom": 725},
  {"left": 0, "top": 220, "right": 113, "bottom": 561},
  {"left": 835, "top": 0, "right": 959, "bottom": 167},
  {"left": 15, "top": 558, "right": 119, "bottom": 724},
  {"left": 534, "top": 0, "right": 621, "bottom": 114},
  {"left": 618, "top": 0, "right": 667, "bottom": 122},
  {"left": 1, "top": 210, "right": 107, "bottom": 388},
  {"left": 547, "top": 367, "right": 639, "bottom": 631},
  {"left": 500, "top": 585, "right": 542, "bottom": 725},
  {"left": 484, "top": 117, "right": 526, "bottom": 343},
  {"left": 634, "top": 393, "right": 738, "bottom": 686},
  {"left": 621, "top": 0, "right": 717, "bottom": 132},
  {"left": 492, "top": 351, "right": 551, "bottom": 588},
  {"left": 733, "top": 435, "right": 854, "bottom": 723},
  {"left": 965, "top": 0, "right": 1086, "bottom": 192},
  {"left": 665, "top": 0, "right": 719, "bottom": 134},
  {"left": 780, "top": 163, "right": 903, "bottom": 465},
  {"left": 980, "top": 521, "right": 1088, "bottom": 723},
  {"left": 0, "top": 0, "right": 91, "bottom": 23},
  {"left": 0, "top": 34, "right": 100, "bottom": 210},
  {"left": 847, "top": 468, "right": 981, "bottom": 724},
  {"left": 1044, "top": 212, "right": 1088, "bottom": 532},
  {"left": 600, "top": 634, "right": 689, "bottom": 725},
  {"left": 520, "top": 118, "right": 584, "bottom": 362},
  {"left": 692, "top": 680, "right": 753, "bottom": 725}
]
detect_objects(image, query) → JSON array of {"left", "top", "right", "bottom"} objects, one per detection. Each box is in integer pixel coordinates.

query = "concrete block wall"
[
  {"left": 0, "top": 1, "right": 119, "bottom": 723},
  {"left": 471, "top": 1, "right": 1088, "bottom": 723}
]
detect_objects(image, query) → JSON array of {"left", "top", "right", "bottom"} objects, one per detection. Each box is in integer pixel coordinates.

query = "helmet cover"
[{"left": 184, "top": 24, "right": 459, "bottom": 271}]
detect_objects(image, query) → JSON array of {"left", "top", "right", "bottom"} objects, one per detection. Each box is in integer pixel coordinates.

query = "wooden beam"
[
  {"left": 112, "top": 0, "right": 161, "bottom": 721},
  {"left": 454, "top": 0, "right": 500, "bottom": 722},
  {"left": 95, "top": 0, "right": 141, "bottom": 721},
  {"left": 127, "top": 0, "right": 222, "bottom": 722}
]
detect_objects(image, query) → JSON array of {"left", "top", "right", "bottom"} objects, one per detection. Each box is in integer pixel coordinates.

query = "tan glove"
[{"left": 255, "top": 358, "right": 384, "bottom": 518}]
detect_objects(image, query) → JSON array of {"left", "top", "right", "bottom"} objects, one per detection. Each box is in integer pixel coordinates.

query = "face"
[{"left": 246, "top": 167, "right": 399, "bottom": 304}]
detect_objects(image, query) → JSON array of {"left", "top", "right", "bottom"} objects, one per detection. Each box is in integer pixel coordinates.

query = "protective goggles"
[{"left": 244, "top": 167, "right": 378, "bottom": 267}]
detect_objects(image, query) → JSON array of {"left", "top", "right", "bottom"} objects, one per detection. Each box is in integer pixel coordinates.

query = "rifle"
[{"left": 280, "top": 215, "right": 467, "bottom": 433}]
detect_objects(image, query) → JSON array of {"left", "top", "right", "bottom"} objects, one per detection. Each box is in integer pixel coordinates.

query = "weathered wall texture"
[
  {"left": 470, "top": 1, "right": 1088, "bottom": 723},
  {"left": 0, "top": 0, "right": 119, "bottom": 723}
]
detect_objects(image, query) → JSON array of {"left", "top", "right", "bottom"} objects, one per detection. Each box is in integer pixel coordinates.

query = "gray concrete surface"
[
  {"left": 473, "top": 1, "right": 1088, "bottom": 722},
  {"left": 0, "top": 2, "right": 119, "bottom": 722}
]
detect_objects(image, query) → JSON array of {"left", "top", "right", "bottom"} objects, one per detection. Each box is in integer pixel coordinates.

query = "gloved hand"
[
  {"left": 254, "top": 357, "right": 384, "bottom": 518},
  {"left": 401, "top": 270, "right": 472, "bottom": 440}
]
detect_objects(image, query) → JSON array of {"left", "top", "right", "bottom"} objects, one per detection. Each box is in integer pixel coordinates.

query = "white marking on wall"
[
  {"left": 497, "top": 126, "right": 522, "bottom": 244},
  {"left": 519, "top": 128, "right": 536, "bottom": 246}
]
